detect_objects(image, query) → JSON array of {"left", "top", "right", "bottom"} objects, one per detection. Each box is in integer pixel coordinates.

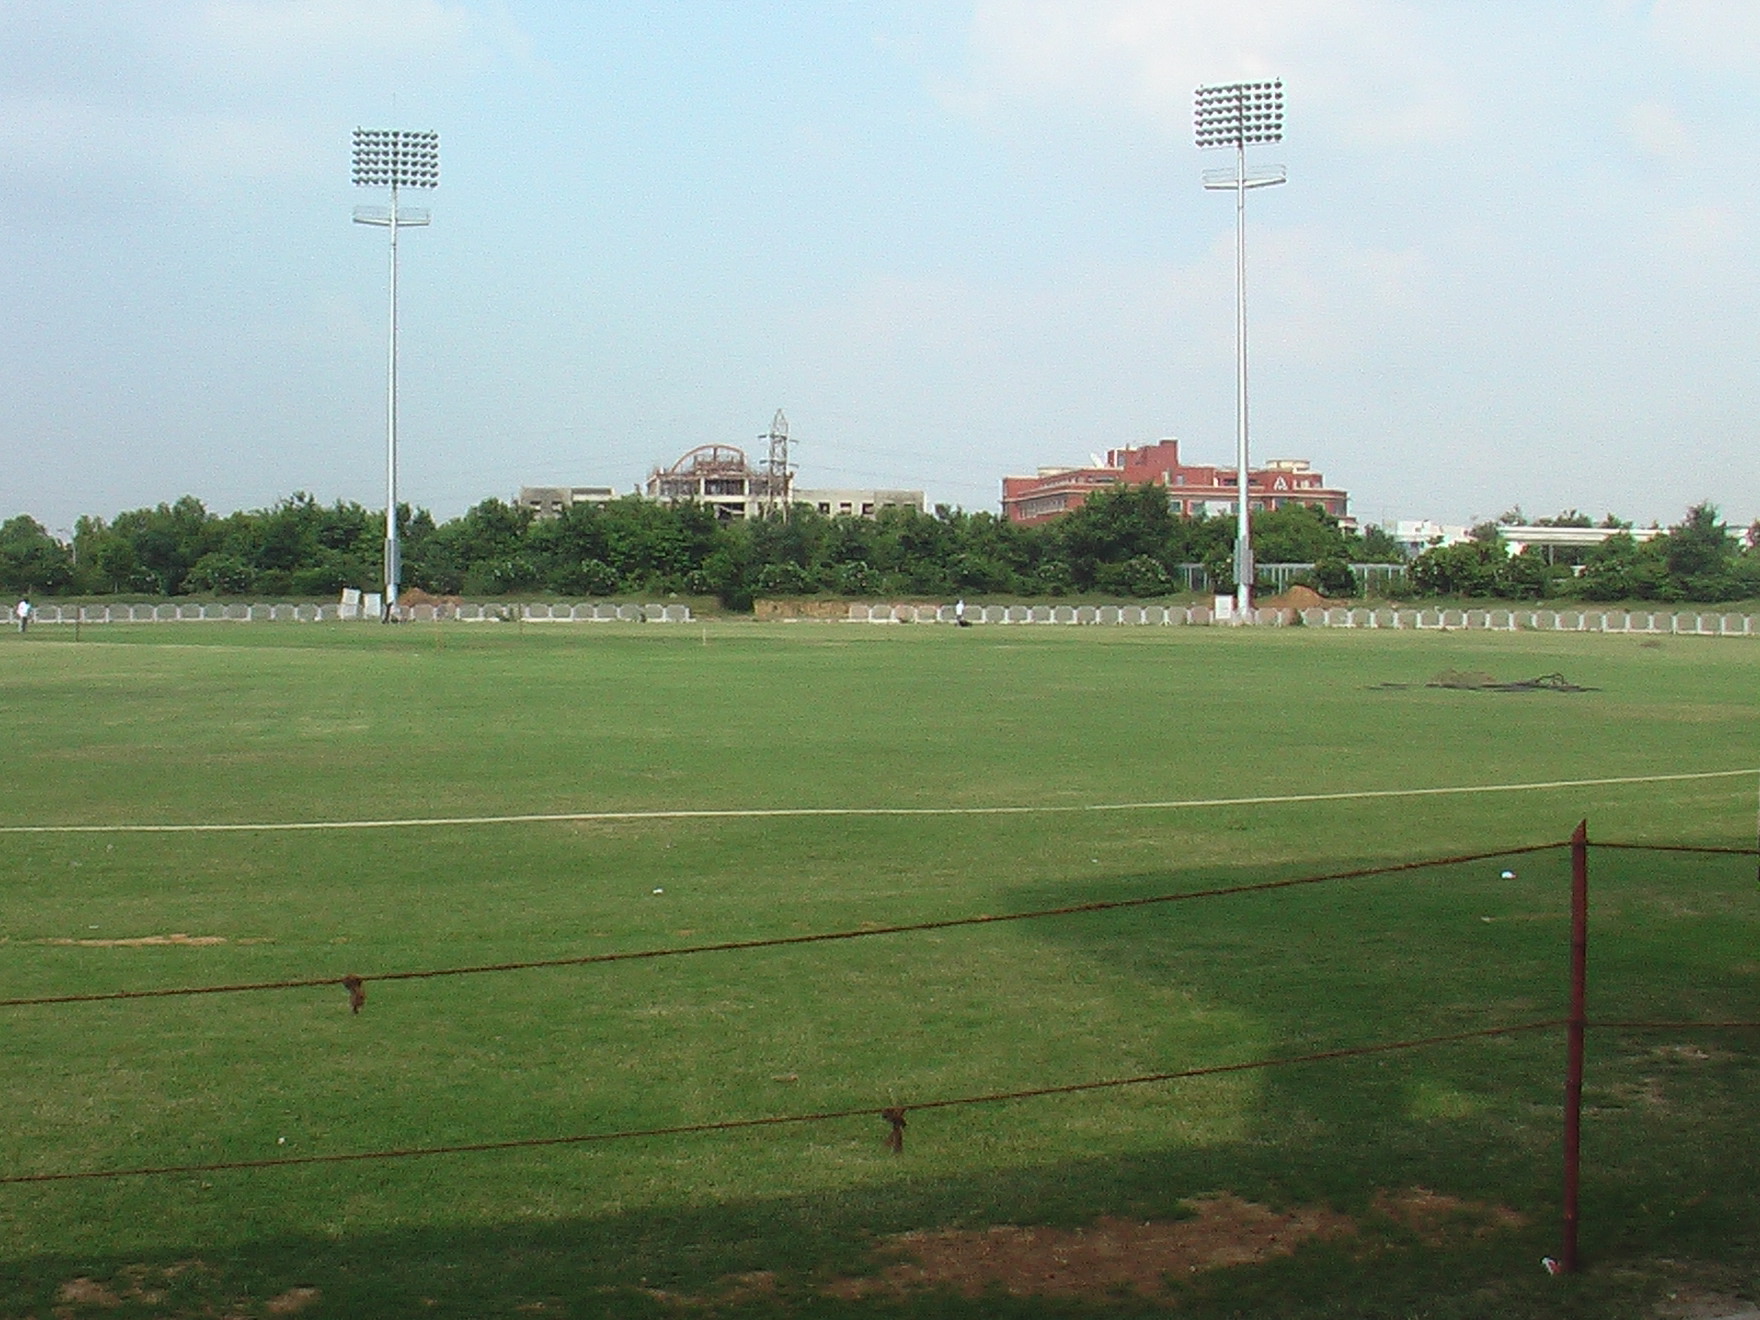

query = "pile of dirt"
[
  {"left": 1263, "top": 584, "right": 1335, "bottom": 612},
  {"left": 398, "top": 588, "right": 461, "bottom": 609}
]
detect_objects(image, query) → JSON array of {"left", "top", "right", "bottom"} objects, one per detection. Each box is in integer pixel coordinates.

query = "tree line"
[
  {"left": 1410, "top": 503, "right": 1760, "bottom": 603},
  {"left": 0, "top": 487, "right": 1754, "bottom": 606}
]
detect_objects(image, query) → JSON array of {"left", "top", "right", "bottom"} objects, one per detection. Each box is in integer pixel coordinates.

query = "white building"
[{"left": 794, "top": 488, "right": 925, "bottom": 518}]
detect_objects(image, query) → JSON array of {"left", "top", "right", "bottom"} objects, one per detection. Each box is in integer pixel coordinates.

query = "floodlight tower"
[
  {"left": 1196, "top": 80, "right": 1284, "bottom": 620},
  {"left": 352, "top": 127, "right": 439, "bottom": 620}
]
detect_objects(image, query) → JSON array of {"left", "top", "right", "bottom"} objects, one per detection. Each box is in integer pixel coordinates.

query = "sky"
[{"left": 1, "top": 0, "right": 1756, "bottom": 535}]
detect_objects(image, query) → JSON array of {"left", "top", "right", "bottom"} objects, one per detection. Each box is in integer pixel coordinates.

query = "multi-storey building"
[
  {"left": 516, "top": 485, "right": 618, "bottom": 518},
  {"left": 1001, "top": 439, "right": 1349, "bottom": 526}
]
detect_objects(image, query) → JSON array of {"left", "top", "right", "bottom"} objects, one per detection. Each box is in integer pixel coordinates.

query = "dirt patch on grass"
[
  {"left": 821, "top": 1193, "right": 1353, "bottom": 1302},
  {"left": 1655, "top": 1284, "right": 1760, "bottom": 1318},
  {"left": 654, "top": 1188, "right": 1530, "bottom": 1307},
  {"left": 53, "top": 1261, "right": 211, "bottom": 1313},
  {"left": 1372, "top": 1187, "right": 1526, "bottom": 1244},
  {"left": 265, "top": 1286, "right": 322, "bottom": 1314},
  {"left": 57, "top": 1277, "right": 123, "bottom": 1307}
]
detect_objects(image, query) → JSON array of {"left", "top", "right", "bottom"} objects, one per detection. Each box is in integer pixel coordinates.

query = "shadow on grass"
[{"left": 7, "top": 850, "right": 1759, "bottom": 1319}]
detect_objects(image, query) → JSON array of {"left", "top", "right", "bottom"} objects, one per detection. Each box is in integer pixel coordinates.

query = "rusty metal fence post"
[{"left": 1561, "top": 819, "right": 1589, "bottom": 1273}]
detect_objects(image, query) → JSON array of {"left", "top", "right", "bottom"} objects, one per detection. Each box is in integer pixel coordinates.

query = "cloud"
[
  {"left": 1624, "top": 99, "right": 1695, "bottom": 159},
  {"left": 0, "top": 95, "right": 326, "bottom": 185},
  {"left": 0, "top": 0, "right": 521, "bottom": 189},
  {"left": 194, "top": 0, "right": 477, "bottom": 76},
  {"left": 1648, "top": 0, "right": 1760, "bottom": 71},
  {"left": 949, "top": 0, "right": 1469, "bottom": 147},
  {"left": 204, "top": 0, "right": 463, "bottom": 43}
]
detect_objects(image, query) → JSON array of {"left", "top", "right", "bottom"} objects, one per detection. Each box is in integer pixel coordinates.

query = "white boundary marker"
[{"left": 0, "top": 768, "right": 1753, "bottom": 835}]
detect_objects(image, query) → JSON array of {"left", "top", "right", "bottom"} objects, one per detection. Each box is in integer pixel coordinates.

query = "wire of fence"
[
  {"left": 0, "top": 841, "right": 1570, "bottom": 1010},
  {"left": 0, "top": 1019, "right": 1565, "bottom": 1186}
]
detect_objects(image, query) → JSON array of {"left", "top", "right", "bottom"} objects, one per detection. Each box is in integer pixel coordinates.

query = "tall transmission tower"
[{"left": 761, "top": 409, "right": 792, "bottom": 518}]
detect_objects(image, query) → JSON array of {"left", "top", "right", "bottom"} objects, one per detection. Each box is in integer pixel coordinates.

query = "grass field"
[{"left": 0, "top": 620, "right": 1757, "bottom": 1319}]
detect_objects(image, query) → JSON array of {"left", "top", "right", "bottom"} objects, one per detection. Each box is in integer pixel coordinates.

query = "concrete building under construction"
[{"left": 645, "top": 444, "right": 790, "bottom": 521}]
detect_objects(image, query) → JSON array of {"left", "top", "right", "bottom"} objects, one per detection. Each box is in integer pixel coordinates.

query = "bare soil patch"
[
  {"left": 57, "top": 1277, "right": 122, "bottom": 1307},
  {"left": 54, "top": 1261, "right": 208, "bottom": 1312},
  {"left": 1655, "top": 1284, "right": 1760, "bottom": 1318},
  {"left": 654, "top": 1188, "right": 1529, "bottom": 1307},
  {"left": 821, "top": 1193, "right": 1353, "bottom": 1302},
  {"left": 1371, "top": 1187, "right": 1526, "bottom": 1244},
  {"left": 265, "top": 1286, "right": 322, "bottom": 1314}
]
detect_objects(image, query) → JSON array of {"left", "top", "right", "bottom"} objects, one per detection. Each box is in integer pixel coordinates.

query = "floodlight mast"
[
  {"left": 1196, "top": 81, "right": 1284, "bottom": 621},
  {"left": 352, "top": 128, "right": 438, "bottom": 621}
]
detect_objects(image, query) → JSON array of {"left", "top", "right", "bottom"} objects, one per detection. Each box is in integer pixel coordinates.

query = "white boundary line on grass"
[{"left": 0, "top": 768, "right": 1753, "bottom": 836}]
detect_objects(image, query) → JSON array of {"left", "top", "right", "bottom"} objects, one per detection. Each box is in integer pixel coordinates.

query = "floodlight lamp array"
[
  {"left": 1194, "top": 81, "right": 1284, "bottom": 149},
  {"left": 352, "top": 128, "right": 440, "bottom": 188}
]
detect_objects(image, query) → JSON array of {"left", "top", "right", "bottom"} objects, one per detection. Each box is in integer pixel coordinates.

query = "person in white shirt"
[{"left": 14, "top": 598, "right": 30, "bottom": 634}]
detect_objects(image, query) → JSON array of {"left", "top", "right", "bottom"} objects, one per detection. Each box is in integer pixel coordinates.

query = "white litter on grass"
[
  {"left": 652, "top": 888, "right": 664, "bottom": 894},
  {"left": 1501, "top": 870, "right": 1516, "bottom": 879}
]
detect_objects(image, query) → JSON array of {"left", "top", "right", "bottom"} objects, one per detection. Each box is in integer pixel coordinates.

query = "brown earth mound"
[
  {"left": 1263, "top": 584, "right": 1335, "bottom": 611},
  {"left": 398, "top": 588, "right": 461, "bottom": 608}
]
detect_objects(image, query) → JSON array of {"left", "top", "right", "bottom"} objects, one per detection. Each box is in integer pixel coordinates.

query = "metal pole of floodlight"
[
  {"left": 1196, "top": 80, "right": 1284, "bottom": 621},
  {"left": 352, "top": 127, "right": 438, "bottom": 621}
]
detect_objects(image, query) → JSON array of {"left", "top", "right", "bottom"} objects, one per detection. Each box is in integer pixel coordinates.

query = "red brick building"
[{"left": 1000, "top": 440, "right": 1349, "bottom": 527}]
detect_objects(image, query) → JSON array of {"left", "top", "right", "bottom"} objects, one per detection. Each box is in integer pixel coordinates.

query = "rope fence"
[
  {"left": 2, "top": 831, "right": 1755, "bottom": 1276},
  {"left": 0, "top": 842, "right": 1569, "bottom": 1010},
  {"left": 0, "top": 1020, "right": 1566, "bottom": 1187}
]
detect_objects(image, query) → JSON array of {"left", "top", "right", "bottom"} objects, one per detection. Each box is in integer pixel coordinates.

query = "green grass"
[{"left": 0, "top": 621, "right": 1757, "bottom": 1318}]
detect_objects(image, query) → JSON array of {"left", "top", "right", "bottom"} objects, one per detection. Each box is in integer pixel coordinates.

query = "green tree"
[
  {"left": 0, "top": 516, "right": 73, "bottom": 594},
  {"left": 1053, "top": 484, "right": 1175, "bottom": 589},
  {"left": 1492, "top": 547, "right": 1566, "bottom": 600},
  {"left": 103, "top": 497, "right": 216, "bottom": 594},
  {"left": 1353, "top": 525, "right": 1404, "bottom": 563},
  {"left": 1408, "top": 541, "right": 1505, "bottom": 596},
  {"left": 183, "top": 552, "right": 256, "bottom": 595},
  {"left": 1250, "top": 504, "right": 1353, "bottom": 564},
  {"left": 1662, "top": 502, "right": 1739, "bottom": 599}
]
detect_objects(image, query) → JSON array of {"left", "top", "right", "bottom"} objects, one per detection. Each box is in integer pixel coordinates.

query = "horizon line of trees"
[{"left": 0, "top": 488, "right": 1755, "bottom": 607}]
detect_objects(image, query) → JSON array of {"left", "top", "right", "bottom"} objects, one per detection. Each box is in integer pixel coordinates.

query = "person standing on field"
[{"left": 14, "top": 597, "right": 30, "bottom": 634}]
